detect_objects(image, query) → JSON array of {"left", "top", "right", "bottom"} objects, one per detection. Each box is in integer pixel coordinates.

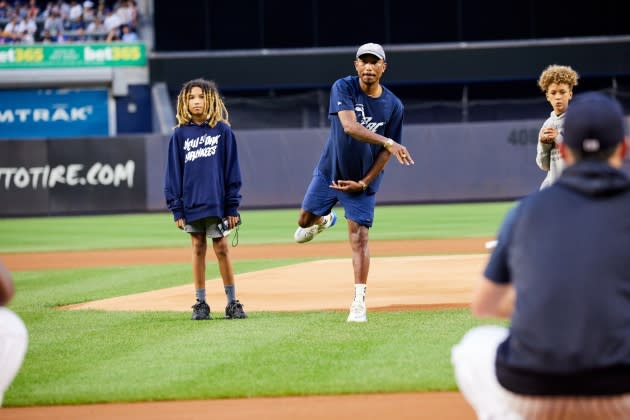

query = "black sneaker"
[
  {"left": 225, "top": 300, "right": 247, "bottom": 319},
  {"left": 191, "top": 300, "right": 211, "bottom": 320}
]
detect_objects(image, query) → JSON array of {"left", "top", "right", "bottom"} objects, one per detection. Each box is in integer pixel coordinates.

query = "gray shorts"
[{"left": 184, "top": 217, "right": 225, "bottom": 239}]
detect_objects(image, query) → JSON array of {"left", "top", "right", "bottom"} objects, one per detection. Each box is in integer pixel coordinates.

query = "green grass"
[
  {"left": 10, "top": 308, "right": 500, "bottom": 405},
  {"left": 1, "top": 202, "right": 514, "bottom": 407},
  {"left": 0, "top": 202, "right": 515, "bottom": 252}
]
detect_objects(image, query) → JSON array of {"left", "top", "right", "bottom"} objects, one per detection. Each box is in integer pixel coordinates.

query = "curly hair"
[
  {"left": 175, "top": 78, "right": 229, "bottom": 127},
  {"left": 537, "top": 65, "right": 579, "bottom": 93}
]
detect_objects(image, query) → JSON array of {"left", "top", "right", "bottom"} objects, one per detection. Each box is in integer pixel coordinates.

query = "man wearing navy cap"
[{"left": 452, "top": 92, "right": 630, "bottom": 418}]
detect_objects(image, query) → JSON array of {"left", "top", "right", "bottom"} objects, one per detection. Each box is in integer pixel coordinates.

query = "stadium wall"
[
  {"left": 3, "top": 119, "right": 629, "bottom": 216},
  {"left": 149, "top": 36, "right": 630, "bottom": 91}
]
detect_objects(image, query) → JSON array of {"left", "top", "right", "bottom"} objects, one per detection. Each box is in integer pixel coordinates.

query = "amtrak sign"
[{"left": 0, "top": 89, "right": 108, "bottom": 139}]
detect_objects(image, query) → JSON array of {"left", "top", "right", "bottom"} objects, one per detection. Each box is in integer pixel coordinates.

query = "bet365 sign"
[{"left": 0, "top": 42, "right": 146, "bottom": 68}]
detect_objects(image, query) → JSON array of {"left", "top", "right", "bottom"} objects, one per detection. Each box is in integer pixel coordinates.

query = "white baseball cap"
[{"left": 356, "top": 43, "right": 386, "bottom": 61}]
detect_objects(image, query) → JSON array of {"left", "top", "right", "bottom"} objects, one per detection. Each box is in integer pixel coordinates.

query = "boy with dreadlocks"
[
  {"left": 164, "top": 78, "right": 247, "bottom": 320},
  {"left": 536, "top": 64, "right": 579, "bottom": 189}
]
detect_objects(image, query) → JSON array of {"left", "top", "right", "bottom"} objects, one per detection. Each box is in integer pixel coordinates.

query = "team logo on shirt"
[
  {"left": 183, "top": 133, "right": 220, "bottom": 163},
  {"left": 354, "top": 104, "right": 384, "bottom": 133}
]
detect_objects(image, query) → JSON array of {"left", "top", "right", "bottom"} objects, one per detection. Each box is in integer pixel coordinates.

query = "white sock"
[{"left": 354, "top": 284, "right": 367, "bottom": 303}]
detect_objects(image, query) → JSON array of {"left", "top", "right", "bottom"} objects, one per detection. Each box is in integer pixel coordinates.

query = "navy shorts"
[{"left": 301, "top": 174, "right": 376, "bottom": 227}]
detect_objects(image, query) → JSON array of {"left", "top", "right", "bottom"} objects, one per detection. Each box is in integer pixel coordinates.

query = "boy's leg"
[
  {"left": 212, "top": 236, "right": 247, "bottom": 319},
  {"left": 190, "top": 233, "right": 207, "bottom": 290},
  {"left": 188, "top": 230, "right": 211, "bottom": 320},
  {"left": 212, "top": 236, "right": 234, "bottom": 288}
]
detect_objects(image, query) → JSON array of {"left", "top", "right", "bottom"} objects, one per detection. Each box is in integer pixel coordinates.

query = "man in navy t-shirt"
[
  {"left": 452, "top": 92, "right": 630, "bottom": 419},
  {"left": 293, "top": 43, "right": 415, "bottom": 323}
]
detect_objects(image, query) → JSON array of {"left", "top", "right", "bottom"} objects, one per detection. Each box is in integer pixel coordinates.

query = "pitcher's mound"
[{"left": 63, "top": 254, "right": 486, "bottom": 313}]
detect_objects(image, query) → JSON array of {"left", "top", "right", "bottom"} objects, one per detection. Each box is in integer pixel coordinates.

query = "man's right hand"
[{"left": 387, "top": 141, "right": 414, "bottom": 166}]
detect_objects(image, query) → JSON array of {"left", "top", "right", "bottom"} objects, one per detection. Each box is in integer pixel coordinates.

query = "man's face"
[{"left": 354, "top": 54, "right": 387, "bottom": 86}]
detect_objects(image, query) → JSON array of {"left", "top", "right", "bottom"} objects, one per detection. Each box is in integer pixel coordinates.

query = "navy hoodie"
[
  {"left": 487, "top": 160, "right": 630, "bottom": 396},
  {"left": 164, "top": 121, "right": 242, "bottom": 223}
]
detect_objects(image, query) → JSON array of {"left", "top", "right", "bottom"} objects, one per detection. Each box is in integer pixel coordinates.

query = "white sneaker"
[
  {"left": 347, "top": 301, "right": 367, "bottom": 323},
  {"left": 294, "top": 211, "right": 336, "bottom": 243}
]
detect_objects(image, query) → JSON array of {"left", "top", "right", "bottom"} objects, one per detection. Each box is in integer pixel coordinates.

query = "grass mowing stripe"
[
  {"left": 8, "top": 309, "right": 505, "bottom": 406},
  {"left": 0, "top": 202, "right": 516, "bottom": 252},
  {"left": 10, "top": 258, "right": 312, "bottom": 309}
]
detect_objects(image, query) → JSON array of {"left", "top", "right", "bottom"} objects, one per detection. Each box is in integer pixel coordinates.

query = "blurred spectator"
[
  {"left": 67, "top": 0, "right": 82, "bottom": 28},
  {"left": 85, "top": 14, "right": 105, "bottom": 40},
  {"left": 120, "top": 23, "right": 135, "bottom": 42},
  {"left": 26, "top": 0, "right": 39, "bottom": 18},
  {"left": 105, "top": 25, "right": 119, "bottom": 41},
  {"left": 67, "top": 13, "right": 84, "bottom": 30},
  {"left": 42, "top": 9, "right": 64, "bottom": 39},
  {"left": 14, "top": 1, "right": 27, "bottom": 19},
  {"left": 16, "top": 14, "right": 37, "bottom": 43},
  {"left": 115, "top": 0, "right": 134, "bottom": 28},
  {"left": 40, "top": 28, "right": 53, "bottom": 42},
  {"left": 0, "top": 1, "right": 9, "bottom": 19},
  {"left": 82, "top": 0, "right": 94, "bottom": 21},
  {"left": 56, "top": 0, "right": 70, "bottom": 21},
  {"left": 103, "top": 5, "right": 121, "bottom": 33},
  {"left": 40, "top": 1, "right": 54, "bottom": 19},
  {"left": 66, "top": 26, "right": 86, "bottom": 42},
  {"left": 2, "top": 14, "right": 21, "bottom": 42},
  {"left": 95, "top": 0, "right": 105, "bottom": 19}
]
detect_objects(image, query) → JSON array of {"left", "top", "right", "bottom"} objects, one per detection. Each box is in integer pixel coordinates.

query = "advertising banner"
[
  {"left": 0, "top": 88, "right": 109, "bottom": 139},
  {"left": 0, "top": 42, "right": 146, "bottom": 68},
  {"left": 0, "top": 137, "right": 147, "bottom": 216}
]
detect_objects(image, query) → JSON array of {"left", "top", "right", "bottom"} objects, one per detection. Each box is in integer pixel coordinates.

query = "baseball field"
[{"left": 0, "top": 202, "right": 513, "bottom": 419}]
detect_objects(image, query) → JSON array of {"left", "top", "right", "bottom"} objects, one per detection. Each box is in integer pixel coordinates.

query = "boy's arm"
[
  {"left": 223, "top": 129, "right": 242, "bottom": 216},
  {"left": 536, "top": 126, "right": 553, "bottom": 171},
  {"left": 164, "top": 134, "right": 185, "bottom": 220}
]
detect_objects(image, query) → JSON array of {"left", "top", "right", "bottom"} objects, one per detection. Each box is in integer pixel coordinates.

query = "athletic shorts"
[
  {"left": 184, "top": 216, "right": 224, "bottom": 238},
  {"left": 301, "top": 174, "right": 376, "bottom": 227}
]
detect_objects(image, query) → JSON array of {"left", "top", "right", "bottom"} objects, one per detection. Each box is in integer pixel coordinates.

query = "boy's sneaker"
[
  {"left": 191, "top": 299, "right": 211, "bottom": 320},
  {"left": 225, "top": 299, "right": 248, "bottom": 319},
  {"left": 347, "top": 301, "right": 367, "bottom": 323},
  {"left": 294, "top": 211, "right": 337, "bottom": 243}
]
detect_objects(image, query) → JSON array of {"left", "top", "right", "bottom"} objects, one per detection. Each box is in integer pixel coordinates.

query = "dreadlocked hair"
[{"left": 175, "top": 78, "right": 230, "bottom": 127}]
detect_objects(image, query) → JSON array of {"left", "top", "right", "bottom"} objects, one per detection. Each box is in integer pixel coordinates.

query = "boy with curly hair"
[{"left": 536, "top": 64, "right": 579, "bottom": 189}]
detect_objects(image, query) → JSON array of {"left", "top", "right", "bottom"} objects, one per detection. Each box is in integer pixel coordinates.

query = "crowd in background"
[{"left": 0, "top": 0, "right": 139, "bottom": 44}]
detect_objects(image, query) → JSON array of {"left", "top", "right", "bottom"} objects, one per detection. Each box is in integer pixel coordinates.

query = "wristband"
[
  {"left": 383, "top": 138, "right": 395, "bottom": 150},
  {"left": 358, "top": 180, "right": 368, "bottom": 191}
]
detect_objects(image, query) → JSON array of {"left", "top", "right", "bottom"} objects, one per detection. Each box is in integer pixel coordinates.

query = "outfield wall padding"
[{"left": 2, "top": 119, "right": 629, "bottom": 216}]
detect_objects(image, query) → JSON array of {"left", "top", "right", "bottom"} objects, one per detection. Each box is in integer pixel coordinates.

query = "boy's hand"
[{"left": 540, "top": 128, "right": 557, "bottom": 144}]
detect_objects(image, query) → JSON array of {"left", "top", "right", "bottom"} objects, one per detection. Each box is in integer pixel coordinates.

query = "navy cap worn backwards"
[
  {"left": 356, "top": 43, "right": 386, "bottom": 61},
  {"left": 563, "top": 92, "right": 626, "bottom": 154}
]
